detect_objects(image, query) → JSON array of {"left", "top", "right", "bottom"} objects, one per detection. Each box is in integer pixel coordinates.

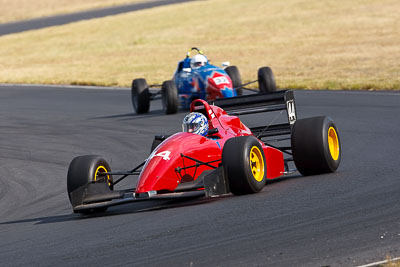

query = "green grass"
[{"left": 0, "top": 0, "right": 399, "bottom": 90}]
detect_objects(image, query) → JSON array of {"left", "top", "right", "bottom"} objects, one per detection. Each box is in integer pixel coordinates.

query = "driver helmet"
[
  {"left": 182, "top": 112, "right": 208, "bottom": 136},
  {"left": 190, "top": 54, "right": 208, "bottom": 69}
]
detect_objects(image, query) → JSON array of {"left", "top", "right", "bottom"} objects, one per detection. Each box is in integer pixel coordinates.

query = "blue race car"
[{"left": 131, "top": 47, "right": 277, "bottom": 114}]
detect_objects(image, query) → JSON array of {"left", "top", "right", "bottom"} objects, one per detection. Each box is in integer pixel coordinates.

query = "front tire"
[
  {"left": 258, "top": 66, "right": 276, "bottom": 93},
  {"left": 161, "top": 80, "right": 178, "bottom": 114},
  {"left": 67, "top": 155, "right": 113, "bottom": 213},
  {"left": 222, "top": 136, "right": 267, "bottom": 195},
  {"left": 225, "top": 66, "right": 243, "bottom": 96},
  {"left": 291, "top": 116, "right": 341, "bottom": 176},
  {"left": 131, "top": 78, "right": 150, "bottom": 114}
]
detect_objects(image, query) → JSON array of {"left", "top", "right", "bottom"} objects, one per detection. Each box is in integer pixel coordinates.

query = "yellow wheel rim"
[
  {"left": 328, "top": 127, "right": 340, "bottom": 161},
  {"left": 249, "top": 146, "right": 265, "bottom": 182},
  {"left": 94, "top": 165, "right": 112, "bottom": 187}
]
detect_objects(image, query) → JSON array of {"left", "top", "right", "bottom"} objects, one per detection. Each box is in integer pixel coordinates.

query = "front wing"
[{"left": 70, "top": 167, "right": 228, "bottom": 213}]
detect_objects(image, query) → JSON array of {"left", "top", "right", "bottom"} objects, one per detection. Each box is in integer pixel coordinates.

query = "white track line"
[
  {"left": 357, "top": 256, "right": 400, "bottom": 267},
  {"left": 0, "top": 83, "right": 129, "bottom": 90}
]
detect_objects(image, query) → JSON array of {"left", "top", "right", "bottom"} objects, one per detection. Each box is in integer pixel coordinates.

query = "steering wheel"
[{"left": 186, "top": 47, "right": 204, "bottom": 58}]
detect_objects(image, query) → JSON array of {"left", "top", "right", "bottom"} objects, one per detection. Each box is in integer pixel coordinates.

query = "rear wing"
[
  {"left": 210, "top": 90, "right": 297, "bottom": 139},
  {"left": 211, "top": 90, "right": 296, "bottom": 123},
  {"left": 210, "top": 90, "right": 297, "bottom": 158}
]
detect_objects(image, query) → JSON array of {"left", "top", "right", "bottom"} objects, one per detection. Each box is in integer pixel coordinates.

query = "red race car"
[{"left": 67, "top": 90, "right": 341, "bottom": 214}]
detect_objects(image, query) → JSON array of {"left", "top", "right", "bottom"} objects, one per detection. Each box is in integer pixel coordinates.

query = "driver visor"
[{"left": 182, "top": 122, "right": 200, "bottom": 133}]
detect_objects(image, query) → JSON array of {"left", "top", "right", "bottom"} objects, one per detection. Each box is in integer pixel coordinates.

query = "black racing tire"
[
  {"left": 222, "top": 136, "right": 267, "bottom": 195},
  {"left": 161, "top": 80, "right": 178, "bottom": 114},
  {"left": 67, "top": 155, "right": 113, "bottom": 214},
  {"left": 225, "top": 66, "right": 243, "bottom": 96},
  {"left": 291, "top": 116, "right": 341, "bottom": 176},
  {"left": 131, "top": 78, "right": 150, "bottom": 114},
  {"left": 258, "top": 66, "right": 277, "bottom": 93}
]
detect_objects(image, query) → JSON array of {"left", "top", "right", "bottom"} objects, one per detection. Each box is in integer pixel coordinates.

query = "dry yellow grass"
[
  {"left": 0, "top": 0, "right": 399, "bottom": 90},
  {"left": 383, "top": 256, "right": 400, "bottom": 267},
  {"left": 0, "top": 0, "right": 150, "bottom": 23},
  {"left": 385, "top": 261, "right": 400, "bottom": 267}
]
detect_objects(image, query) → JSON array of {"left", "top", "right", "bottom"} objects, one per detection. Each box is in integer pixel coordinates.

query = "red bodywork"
[
  {"left": 135, "top": 99, "right": 285, "bottom": 194},
  {"left": 205, "top": 72, "right": 234, "bottom": 100}
]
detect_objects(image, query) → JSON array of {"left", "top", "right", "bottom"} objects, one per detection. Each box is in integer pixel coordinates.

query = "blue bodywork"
[{"left": 172, "top": 57, "right": 237, "bottom": 109}]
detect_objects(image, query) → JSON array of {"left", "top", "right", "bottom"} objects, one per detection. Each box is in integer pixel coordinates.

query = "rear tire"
[
  {"left": 131, "top": 78, "right": 150, "bottom": 114},
  {"left": 162, "top": 80, "right": 178, "bottom": 114},
  {"left": 225, "top": 66, "right": 243, "bottom": 96},
  {"left": 291, "top": 116, "right": 341, "bottom": 176},
  {"left": 258, "top": 67, "right": 276, "bottom": 93},
  {"left": 222, "top": 136, "right": 267, "bottom": 195},
  {"left": 67, "top": 155, "right": 113, "bottom": 214}
]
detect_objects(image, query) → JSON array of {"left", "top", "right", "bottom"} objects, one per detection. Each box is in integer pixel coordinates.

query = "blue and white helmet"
[{"left": 182, "top": 112, "right": 208, "bottom": 136}]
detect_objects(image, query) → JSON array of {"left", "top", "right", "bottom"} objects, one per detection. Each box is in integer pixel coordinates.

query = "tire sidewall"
[
  {"left": 242, "top": 137, "right": 267, "bottom": 192},
  {"left": 322, "top": 118, "right": 341, "bottom": 172},
  {"left": 223, "top": 136, "right": 267, "bottom": 195},
  {"left": 67, "top": 155, "right": 113, "bottom": 200},
  {"left": 291, "top": 116, "right": 341, "bottom": 175}
]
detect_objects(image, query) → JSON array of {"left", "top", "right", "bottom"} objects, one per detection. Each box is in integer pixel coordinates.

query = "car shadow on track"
[
  {"left": 0, "top": 175, "right": 303, "bottom": 225},
  {"left": 0, "top": 197, "right": 221, "bottom": 225},
  {"left": 0, "top": 213, "right": 82, "bottom": 225},
  {"left": 265, "top": 173, "right": 304, "bottom": 185}
]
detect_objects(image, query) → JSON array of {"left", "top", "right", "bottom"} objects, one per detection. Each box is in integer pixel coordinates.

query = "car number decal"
[
  {"left": 149, "top": 150, "right": 171, "bottom": 161},
  {"left": 286, "top": 100, "right": 296, "bottom": 124},
  {"left": 213, "top": 76, "right": 229, "bottom": 85}
]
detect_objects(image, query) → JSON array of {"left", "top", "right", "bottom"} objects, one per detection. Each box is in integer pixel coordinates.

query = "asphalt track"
[
  {"left": 0, "top": 85, "right": 399, "bottom": 266},
  {"left": 0, "top": 0, "right": 196, "bottom": 36}
]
